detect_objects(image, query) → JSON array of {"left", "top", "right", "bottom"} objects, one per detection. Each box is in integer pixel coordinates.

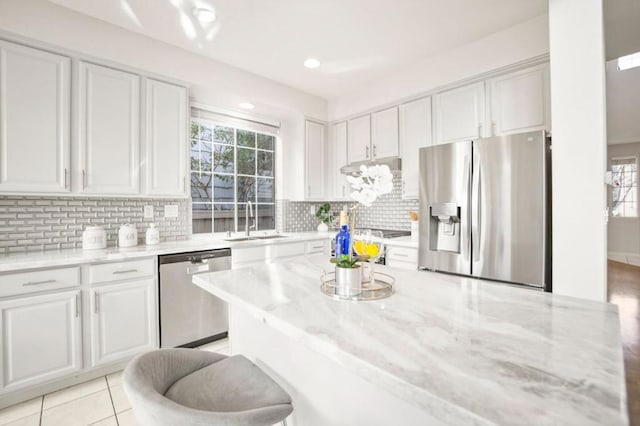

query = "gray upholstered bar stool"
[{"left": 123, "top": 348, "right": 293, "bottom": 426}]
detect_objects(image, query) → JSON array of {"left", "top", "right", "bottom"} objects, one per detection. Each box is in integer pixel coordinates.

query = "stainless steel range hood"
[{"left": 339, "top": 157, "right": 402, "bottom": 175}]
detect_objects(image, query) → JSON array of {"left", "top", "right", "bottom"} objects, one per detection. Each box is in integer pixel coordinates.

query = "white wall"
[
  {"left": 0, "top": 0, "right": 327, "bottom": 122},
  {"left": 328, "top": 14, "right": 549, "bottom": 121},
  {"left": 607, "top": 142, "right": 640, "bottom": 256},
  {"left": 549, "top": 0, "right": 607, "bottom": 301},
  {"left": 607, "top": 60, "right": 640, "bottom": 144}
]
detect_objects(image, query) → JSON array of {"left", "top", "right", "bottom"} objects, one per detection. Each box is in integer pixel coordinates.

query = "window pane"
[
  {"left": 191, "top": 173, "right": 212, "bottom": 203},
  {"left": 192, "top": 203, "right": 212, "bottom": 234},
  {"left": 214, "top": 126, "right": 234, "bottom": 144},
  {"left": 190, "top": 122, "right": 199, "bottom": 140},
  {"left": 237, "top": 176, "right": 256, "bottom": 203},
  {"left": 190, "top": 140, "right": 201, "bottom": 172},
  {"left": 611, "top": 156, "right": 638, "bottom": 217},
  {"left": 257, "top": 204, "right": 275, "bottom": 230},
  {"left": 200, "top": 142, "right": 212, "bottom": 172},
  {"left": 237, "top": 148, "right": 256, "bottom": 175},
  {"left": 212, "top": 144, "right": 234, "bottom": 173},
  {"left": 257, "top": 178, "right": 274, "bottom": 203},
  {"left": 257, "top": 151, "right": 273, "bottom": 177},
  {"left": 257, "top": 134, "right": 275, "bottom": 150},
  {"left": 238, "top": 129, "right": 256, "bottom": 147},
  {"left": 213, "top": 204, "right": 235, "bottom": 232},
  {"left": 199, "top": 124, "right": 212, "bottom": 142},
  {"left": 213, "top": 174, "right": 235, "bottom": 202}
]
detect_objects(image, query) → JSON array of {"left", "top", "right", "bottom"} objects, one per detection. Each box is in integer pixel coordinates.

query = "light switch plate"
[
  {"left": 143, "top": 205, "right": 154, "bottom": 219},
  {"left": 164, "top": 204, "right": 179, "bottom": 218}
]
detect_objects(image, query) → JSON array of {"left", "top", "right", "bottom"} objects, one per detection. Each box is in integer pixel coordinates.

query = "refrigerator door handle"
[
  {"left": 471, "top": 161, "right": 481, "bottom": 262},
  {"left": 462, "top": 155, "right": 471, "bottom": 262}
]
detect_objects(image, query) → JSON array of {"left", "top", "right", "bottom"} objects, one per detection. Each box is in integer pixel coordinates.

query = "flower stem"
[{"left": 349, "top": 205, "right": 357, "bottom": 260}]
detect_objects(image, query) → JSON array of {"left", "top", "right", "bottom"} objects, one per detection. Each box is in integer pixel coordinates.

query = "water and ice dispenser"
[{"left": 428, "top": 203, "right": 461, "bottom": 253}]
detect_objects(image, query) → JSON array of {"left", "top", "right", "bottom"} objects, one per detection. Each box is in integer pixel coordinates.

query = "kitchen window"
[
  {"left": 611, "top": 156, "right": 638, "bottom": 217},
  {"left": 190, "top": 107, "right": 277, "bottom": 233}
]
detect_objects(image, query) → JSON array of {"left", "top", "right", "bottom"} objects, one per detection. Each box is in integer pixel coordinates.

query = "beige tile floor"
[{"left": 0, "top": 339, "right": 230, "bottom": 426}]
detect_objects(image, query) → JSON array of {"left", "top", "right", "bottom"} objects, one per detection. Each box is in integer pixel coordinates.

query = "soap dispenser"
[{"left": 146, "top": 223, "right": 160, "bottom": 246}]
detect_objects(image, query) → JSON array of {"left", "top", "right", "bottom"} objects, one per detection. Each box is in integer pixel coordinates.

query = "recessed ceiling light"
[
  {"left": 239, "top": 102, "right": 255, "bottom": 110},
  {"left": 192, "top": 7, "right": 216, "bottom": 23},
  {"left": 304, "top": 58, "right": 321, "bottom": 69}
]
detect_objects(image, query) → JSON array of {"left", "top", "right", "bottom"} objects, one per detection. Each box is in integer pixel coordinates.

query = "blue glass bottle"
[{"left": 334, "top": 211, "right": 350, "bottom": 258}]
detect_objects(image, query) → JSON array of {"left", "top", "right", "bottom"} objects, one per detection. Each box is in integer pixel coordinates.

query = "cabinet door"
[
  {"left": 90, "top": 279, "right": 157, "bottom": 366},
  {"left": 78, "top": 62, "right": 140, "bottom": 194},
  {"left": 0, "top": 41, "right": 70, "bottom": 193},
  {"left": 434, "top": 82, "right": 485, "bottom": 144},
  {"left": 329, "top": 122, "right": 349, "bottom": 200},
  {"left": 399, "top": 97, "right": 432, "bottom": 199},
  {"left": 489, "top": 64, "right": 550, "bottom": 136},
  {"left": 305, "top": 120, "right": 326, "bottom": 200},
  {"left": 347, "top": 115, "right": 371, "bottom": 163},
  {"left": 371, "top": 107, "right": 399, "bottom": 159},
  {"left": 0, "top": 290, "right": 81, "bottom": 391},
  {"left": 145, "top": 79, "right": 187, "bottom": 196}
]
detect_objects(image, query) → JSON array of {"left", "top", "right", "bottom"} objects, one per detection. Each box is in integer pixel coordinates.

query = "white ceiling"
[{"left": 48, "top": 0, "right": 547, "bottom": 99}]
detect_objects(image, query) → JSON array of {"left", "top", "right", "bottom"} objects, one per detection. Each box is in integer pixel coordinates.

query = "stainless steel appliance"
[
  {"left": 418, "top": 131, "right": 551, "bottom": 290},
  {"left": 159, "top": 249, "right": 231, "bottom": 348}
]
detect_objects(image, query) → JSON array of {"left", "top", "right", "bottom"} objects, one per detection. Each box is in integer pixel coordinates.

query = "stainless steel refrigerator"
[{"left": 418, "top": 130, "right": 551, "bottom": 290}]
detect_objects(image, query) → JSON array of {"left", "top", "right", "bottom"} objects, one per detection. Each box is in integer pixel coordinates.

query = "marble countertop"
[
  {"left": 0, "top": 232, "right": 329, "bottom": 273},
  {"left": 193, "top": 255, "right": 628, "bottom": 425}
]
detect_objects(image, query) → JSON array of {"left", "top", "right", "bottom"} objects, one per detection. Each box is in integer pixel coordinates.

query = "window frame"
[
  {"left": 190, "top": 117, "right": 277, "bottom": 234},
  {"left": 610, "top": 155, "right": 639, "bottom": 219}
]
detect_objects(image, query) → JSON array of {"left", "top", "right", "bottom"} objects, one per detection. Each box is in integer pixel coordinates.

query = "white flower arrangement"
[{"left": 346, "top": 164, "right": 394, "bottom": 207}]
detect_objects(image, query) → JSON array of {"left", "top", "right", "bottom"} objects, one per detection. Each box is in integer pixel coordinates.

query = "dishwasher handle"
[{"left": 187, "top": 262, "right": 211, "bottom": 275}]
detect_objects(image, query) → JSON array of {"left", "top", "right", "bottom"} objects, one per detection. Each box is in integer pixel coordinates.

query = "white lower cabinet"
[
  {"left": 0, "top": 290, "right": 82, "bottom": 391},
  {"left": 89, "top": 278, "right": 157, "bottom": 367},
  {"left": 385, "top": 246, "right": 418, "bottom": 270}
]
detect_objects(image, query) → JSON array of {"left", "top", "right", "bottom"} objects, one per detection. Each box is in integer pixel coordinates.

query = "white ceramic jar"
[
  {"left": 82, "top": 226, "right": 107, "bottom": 250},
  {"left": 118, "top": 224, "right": 138, "bottom": 248},
  {"left": 145, "top": 223, "right": 160, "bottom": 246}
]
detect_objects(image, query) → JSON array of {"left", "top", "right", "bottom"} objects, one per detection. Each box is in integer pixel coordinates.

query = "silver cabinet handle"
[
  {"left": 365, "top": 145, "right": 369, "bottom": 158},
  {"left": 94, "top": 292, "right": 99, "bottom": 313},
  {"left": 64, "top": 168, "right": 69, "bottom": 188},
  {"left": 22, "top": 279, "right": 56, "bottom": 287},
  {"left": 491, "top": 121, "right": 496, "bottom": 136},
  {"left": 478, "top": 123, "right": 483, "bottom": 138},
  {"left": 393, "top": 253, "right": 409, "bottom": 258},
  {"left": 75, "top": 293, "right": 80, "bottom": 317},
  {"left": 82, "top": 170, "right": 87, "bottom": 189},
  {"left": 342, "top": 185, "right": 345, "bottom": 197},
  {"left": 308, "top": 185, "right": 311, "bottom": 196},
  {"left": 373, "top": 144, "right": 377, "bottom": 158},
  {"left": 113, "top": 269, "right": 138, "bottom": 275}
]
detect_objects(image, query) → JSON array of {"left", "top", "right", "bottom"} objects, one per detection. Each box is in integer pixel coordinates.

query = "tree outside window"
[{"left": 611, "top": 157, "right": 638, "bottom": 217}]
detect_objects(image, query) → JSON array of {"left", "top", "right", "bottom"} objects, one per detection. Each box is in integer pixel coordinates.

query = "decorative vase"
[
  {"left": 317, "top": 222, "right": 329, "bottom": 233},
  {"left": 334, "top": 265, "right": 362, "bottom": 297}
]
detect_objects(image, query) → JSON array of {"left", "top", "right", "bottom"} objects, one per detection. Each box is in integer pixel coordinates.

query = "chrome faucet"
[{"left": 245, "top": 201, "right": 255, "bottom": 236}]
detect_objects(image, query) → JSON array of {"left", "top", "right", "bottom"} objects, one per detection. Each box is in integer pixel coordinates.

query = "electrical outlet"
[
  {"left": 164, "top": 204, "right": 179, "bottom": 218},
  {"left": 143, "top": 205, "right": 154, "bottom": 219}
]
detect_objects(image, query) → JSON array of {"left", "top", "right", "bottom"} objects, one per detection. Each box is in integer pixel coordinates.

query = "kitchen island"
[{"left": 193, "top": 255, "right": 627, "bottom": 426}]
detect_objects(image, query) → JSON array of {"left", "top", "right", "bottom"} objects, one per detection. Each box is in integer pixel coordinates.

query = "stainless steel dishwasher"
[{"left": 158, "top": 249, "right": 231, "bottom": 348}]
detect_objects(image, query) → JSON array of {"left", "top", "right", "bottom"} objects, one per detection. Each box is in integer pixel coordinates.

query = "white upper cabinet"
[
  {"left": 371, "top": 107, "right": 399, "bottom": 159},
  {"left": 78, "top": 62, "right": 140, "bottom": 194},
  {"left": 347, "top": 115, "right": 371, "bottom": 163},
  {"left": 328, "top": 121, "right": 349, "bottom": 200},
  {"left": 0, "top": 290, "right": 81, "bottom": 391},
  {"left": 305, "top": 119, "right": 326, "bottom": 200},
  {"left": 0, "top": 41, "right": 71, "bottom": 193},
  {"left": 488, "top": 63, "right": 550, "bottom": 136},
  {"left": 89, "top": 278, "right": 157, "bottom": 367},
  {"left": 145, "top": 79, "right": 187, "bottom": 196},
  {"left": 399, "top": 97, "right": 432, "bottom": 199},
  {"left": 434, "top": 82, "right": 485, "bottom": 145}
]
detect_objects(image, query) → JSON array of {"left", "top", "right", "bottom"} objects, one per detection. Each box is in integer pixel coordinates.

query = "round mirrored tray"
[{"left": 320, "top": 271, "right": 394, "bottom": 301}]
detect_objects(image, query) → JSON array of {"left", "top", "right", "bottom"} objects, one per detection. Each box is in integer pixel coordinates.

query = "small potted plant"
[
  {"left": 332, "top": 254, "right": 365, "bottom": 297},
  {"left": 315, "top": 203, "right": 334, "bottom": 233}
]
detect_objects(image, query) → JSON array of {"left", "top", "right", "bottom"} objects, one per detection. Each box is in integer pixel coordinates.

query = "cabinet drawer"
[
  {"left": 0, "top": 267, "right": 80, "bottom": 298},
  {"left": 305, "top": 240, "right": 329, "bottom": 255},
  {"left": 88, "top": 258, "right": 155, "bottom": 284},
  {"left": 271, "top": 242, "right": 305, "bottom": 259},
  {"left": 232, "top": 246, "right": 267, "bottom": 265},
  {"left": 386, "top": 258, "right": 417, "bottom": 271},
  {"left": 386, "top": 246, "right": 418, "bottom": 263}
]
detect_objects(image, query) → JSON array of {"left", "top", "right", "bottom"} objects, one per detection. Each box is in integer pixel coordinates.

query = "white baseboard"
[{"left": 608, "top": 252, "right": 640, "bottom": 267}]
